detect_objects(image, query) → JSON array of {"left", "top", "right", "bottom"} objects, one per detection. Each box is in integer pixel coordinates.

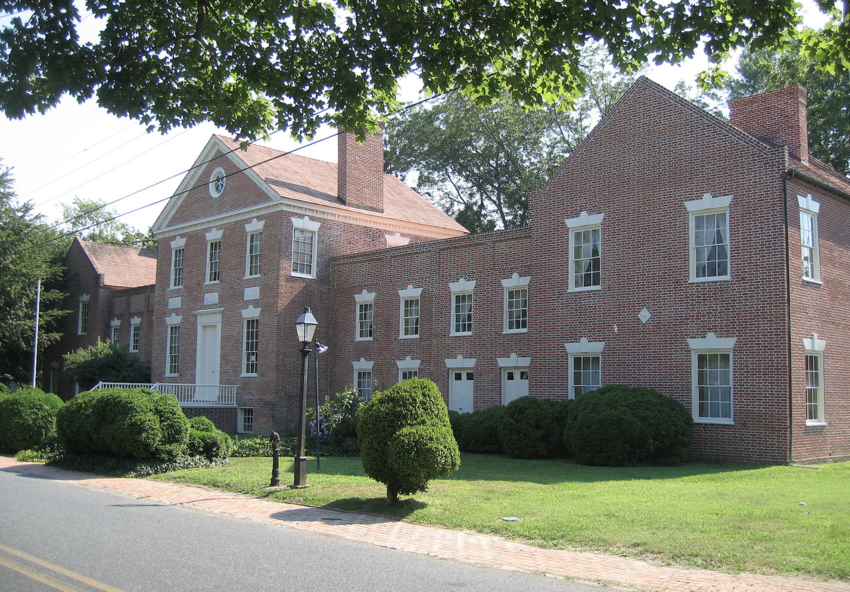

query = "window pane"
[
  {"left": 453, "top": 293, "right": 473, "bottom": 333},
  {"left": 247, "top": 232, "right": 262, "bottom": 276},
  {"left": 403, "top": 297, "right": 420, "bottom": 336},
  {"left": 358, "top": 302, "right": 373, "bottom": 339},
  {"left": 693, "top": 213, "right": 729, "bottom": 279},
  {"left": 292, "top": 229, "right": 314, "bottom": 275},
  {"left": 208, "top": 240, "right": 221, "bottom": 282},
  {"left": 244, "top": 319, "right": 259, "bottom": 374},
  {"left": 696, "top": 352, "right": 732, "bottom": 419}
]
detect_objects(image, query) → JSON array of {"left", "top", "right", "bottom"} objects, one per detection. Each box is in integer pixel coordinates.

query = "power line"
[
  {"left": 10, "top": 87, "right": 446, "bottom": 255},
  {"left": 16, "top": 121, "right": 138, "bottom": 187}
]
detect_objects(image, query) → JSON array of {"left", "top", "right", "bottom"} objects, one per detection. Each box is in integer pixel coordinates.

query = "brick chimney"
[
  {"left": 728, "top": 85, "right": 809, "bottom": 165},
  {"left": 338, "top": 128, "right": 384, "bottom": 212}
]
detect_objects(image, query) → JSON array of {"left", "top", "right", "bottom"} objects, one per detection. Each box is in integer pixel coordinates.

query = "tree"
[
  {"left": 727, "top": 34, "right": 850, "bottom": 176},
  {"left": 0, "top": 163, "right": 68, "bottom": 385},
  {"left": 357, "top": 379, "right": 460, "bottom": 504},
  {"left": 1, "top": 0, "right": 837, "bottom": 140},
  {"left": 63, "top": 339, "right": 152, "bottom": 392},
  {"left": 59, "top": 197, "right": 157, "bottom": 248},
  {"left": 386, "top": 46, "right": 637, "bottom": 231}
]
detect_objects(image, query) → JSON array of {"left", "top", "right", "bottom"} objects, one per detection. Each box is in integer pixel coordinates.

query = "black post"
[
  {"left": 314, "top": 337, "right": 321, "bottom": 470},
  {"left": 270, "top": 432, "right": 281, "bottom": 487},
  {"left": 293, "top": 341, "right": 312, "bottom": 487}
]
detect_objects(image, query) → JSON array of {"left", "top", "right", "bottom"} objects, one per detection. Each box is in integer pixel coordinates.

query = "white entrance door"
[
  {"left": 195, "top": 317, "right": 221, "bottom": 402},
  {"left": 501, "top": 368, "right": 529, "bottom": 405},
  {"left": 449, "top": 370, "right": 474, "bottom": 413}
]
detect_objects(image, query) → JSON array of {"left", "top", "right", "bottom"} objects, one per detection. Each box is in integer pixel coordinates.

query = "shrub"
[
  {"left": 498, "top": 396, "right": 560, "bottom": 459},
  {"left": 0, "top": 388, "right": 64, "bottom": 452},
  {"left": 567, "top": 385, "right": 693, "bottom": 466},
  {"left": 459, "top": 405, "right": 505, "bottom": 454},
  {"left": 56, "top": 387, "right": 189, "bottom": 461},
  {"left": 308, "top": 387, "right": 361, "bottom": 456},
  {"left": 187, "top": 416, "right": 234, "bottom": 460},
  {"left": 0, "top": 383, "right": 10, "bottom": 399},
  {"left": 447, "top": 410, "right": 466, "bottom": 447},
  {"left": 357, "top": 378, "right": 460, "bottom": 504},
  {"left": 552, "top": 398, "right": 573, "bottom": 456},
  {"left": 63, "top": 339, "right": 151, "bottom": 391}
]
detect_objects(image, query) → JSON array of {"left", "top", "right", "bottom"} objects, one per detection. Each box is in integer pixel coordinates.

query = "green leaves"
[{"left": 0, "top": 0, "right": 824, "bottom": 139}]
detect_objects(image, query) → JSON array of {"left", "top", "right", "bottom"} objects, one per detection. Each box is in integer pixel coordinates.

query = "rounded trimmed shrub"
[
  {"left": 498, "top": 396, "right": 560, "bottom": 459},
  {"left": 187, "top": 416, "right": 234, "bottom": 460},
  {"left": 459, "top": 405, "right": 505, "bottom": 454},
  {"left": 0, "top": 388, "right": 64, "bottom": 452},
  {"left": 357, "top": 378, "right": 460, "bottom": 503},
  {"left": 56, "top": 387, "right": 190, "bottom": 461},
  {"left": 567, "top": 385, "right": 693, "bottom": 466}
]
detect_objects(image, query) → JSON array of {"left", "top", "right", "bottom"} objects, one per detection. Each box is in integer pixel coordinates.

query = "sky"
[{"left": 0, "top": 2, "right": 831, "bottom": 235}]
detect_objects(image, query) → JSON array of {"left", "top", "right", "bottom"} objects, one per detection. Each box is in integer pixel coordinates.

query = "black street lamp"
[{"left": 293, "top": 307, "right": 318, "bottom": 488}]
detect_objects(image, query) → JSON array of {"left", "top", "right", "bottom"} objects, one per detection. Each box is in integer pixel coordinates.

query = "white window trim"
[
  {"left": 803, "top": 333, "right": 826, "bottom": 426},
  {"left": 501, "top": 273, "right": 530, "bottom": 333},
  {"left": 564, "top": 338, "right": 605, "bottom": 399},
  {"left": 686, "top": 193, "right": 732, "bottom": 282},
  {"left": 169, "top": 236, "right": 186, "bottom": 290},
  {"left": 798, "top": 194, "right": 822, "bottom": 284},
  {"left": 352, "top": 358, "right": 375, "bottom": 400},
  {"left": 205, "top": 227, "right": 223, "bottom": 285},
  {"left": 398, "top": 285, "right": 422, "bottom": 339},
  {"left": 129, "top": 316, "right": 141, "bottom": 352},
  {"left": 688, "top": 332, "right": 737, "bottom": 425},
  {"left": 164, "top": 314, "right": 182, "bottom": 377},
  {"left": 209, "top": 167, "right": 226, "bottom": 198},
  {"left": 109, "top": 318, "right": 121, "bottom": 344},
  {"left": 244, "top": 219, "right": 265, "bottom": 279},
  {"left": 354, "top": 290, "right": 376, "bottom": 341},
  {"left": 291, "top": 216, "right": 320, "bottom": 279},
  {"left": 238, "top": 407, "right": 254, "bottom": 434},
  {"left": 77, "top": 294, "right": 90, "bottom": 335},
  {"left": 241, "top": 306, "right": 261, "bottom": 377},
  {"left": 565, "top": 211, "right": 604, "bottom": 293},
  {"left": 449, "top": 278, "right": 475, "bottom": 336},
  {"left": 396, "top": 356, "right": 421, "bottom": 382}
]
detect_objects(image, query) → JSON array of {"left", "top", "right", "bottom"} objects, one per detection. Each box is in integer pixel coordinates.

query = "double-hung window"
[
  {"left": 502, "top": 273, "right": 530, "bottom": 333},
  {"left": 129, "top": 317, "right": 141, "bottom": 352},
  {"left": 804, "top": 334, "right": 826, "bottom": 425},
  {"left": 398, "top": 285, "right": 422, "bottom": 338},
  {"left": 397, "top": 356, "right": 421, "bottom": 382},
  {"left": 170, "top": 236, "right": 186, "bottom": 289},
  {"left": 689, "top": 332, "right": 737, "bottom": 423},
  {"left": 565, "top": 338, "right": 604, "bottom": 398},
  {"left": 291, "top": 216, "right": 321, "bottom": 278},
  {"left": 799, "top": 194, "right": 821, "bottom": 282},
  {"left": 686, "top": 193, "right": 732, "bottom": 282},
  {"left": 110, "top": 319, "right": 120, "bottom": 344},
  {"left": 244, "top": 219, "right": 264, "bottom": 278},
  {"left": 352, "top": 358, "right": 374, "bottom": 399},
  {"left": 355, "top": 290, "right": 375, "bottom": 341},
  {"left": 165, "top": 314, "right": 182, "bottom": 377},
  {"left": 449, "top": 278, "right": 475, "bottom": 336},
  {"left": 565, "top": 212, "right": 604, "bottom": 291},
  {"left": 241, "top": 306, "right": 260, "bottom": 376},
  {"left": 78, "top": 294, "right": 90, "bottom": 335},
  {"left": 206, "top": 227, "right": 223, "bottom": 284}
]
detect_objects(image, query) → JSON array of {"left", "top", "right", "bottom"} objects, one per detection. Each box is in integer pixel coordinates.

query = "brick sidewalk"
[{"left": 1, "top": 455, "right": 846, "bottom": 592}]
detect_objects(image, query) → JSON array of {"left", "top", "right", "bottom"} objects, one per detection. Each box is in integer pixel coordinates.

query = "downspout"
[{"left": 783, "top": 172, "right": 795, "bottom": 464}]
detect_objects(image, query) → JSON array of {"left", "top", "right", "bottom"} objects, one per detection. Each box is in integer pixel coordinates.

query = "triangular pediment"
[{"left": 152, "top": 136, "right": 282, "bottom": 233}]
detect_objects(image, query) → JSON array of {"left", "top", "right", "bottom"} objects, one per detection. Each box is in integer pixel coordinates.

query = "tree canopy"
[
  {"left": 59, "top": 197, "right": 158, "bottom": 249},
  {"left": 727, "top": 33, "right": 850, "bottom": 176},
  {"left": 2, "top": 0, "right": 841, "bottom": 140},
  {"left": 0, "top": 163, "right": 68, "bottom": 385},
  {"left": 385, "top": 46, "right": 636, "bottom": 231}
]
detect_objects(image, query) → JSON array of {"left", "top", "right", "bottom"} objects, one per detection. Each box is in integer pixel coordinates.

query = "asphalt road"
[{"left": 0, "top": 470, "right": 606, "bottom": 592}]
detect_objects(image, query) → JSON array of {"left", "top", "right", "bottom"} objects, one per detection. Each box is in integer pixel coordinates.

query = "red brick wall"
[
  {"left": 787, "top": 176, "right": 850, "bottom": 463},
  {"left": 338, "top": 130, "right": 384, "bottom": 212},
  {"left": 730, "top": 86, "right": 809, "bottom": 164}
]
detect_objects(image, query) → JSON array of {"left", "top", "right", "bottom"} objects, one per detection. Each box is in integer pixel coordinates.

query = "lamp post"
[{"left": 293, "top": 307, "right": 317, "bottom": 488}]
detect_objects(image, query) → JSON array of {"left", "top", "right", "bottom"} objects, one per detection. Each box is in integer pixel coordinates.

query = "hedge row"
[
  {"left": 451, "top": 386, "right": 692, "bottom": 466},
  {"left": 56, "top": 387, "right": 232, "bottom": 461},
  {"left": 0, "top": 388, "right": 64, "bottom": 452}
]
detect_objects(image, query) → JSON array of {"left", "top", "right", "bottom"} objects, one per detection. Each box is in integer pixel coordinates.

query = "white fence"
[{"left": 90, "top": 382, "right": 238, "bottom": 407}]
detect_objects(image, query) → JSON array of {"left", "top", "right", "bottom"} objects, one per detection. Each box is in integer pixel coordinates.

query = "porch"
[{"left": 91, "top": 382, "right": 238, "bottom": 407}]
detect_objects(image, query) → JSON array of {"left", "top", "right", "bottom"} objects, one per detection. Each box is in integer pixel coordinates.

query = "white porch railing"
[{"left": 90, "top": 382, "right": 238, "bottom": 407}]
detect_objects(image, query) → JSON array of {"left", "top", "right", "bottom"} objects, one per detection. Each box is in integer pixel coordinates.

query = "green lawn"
[{"left": 151, "top": 454, "right": 850, "bottom": 579}]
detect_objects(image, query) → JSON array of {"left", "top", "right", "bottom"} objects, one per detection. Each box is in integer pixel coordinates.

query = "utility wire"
[{"left": 10, "top": 85, "right": 446, "bottom": 255}]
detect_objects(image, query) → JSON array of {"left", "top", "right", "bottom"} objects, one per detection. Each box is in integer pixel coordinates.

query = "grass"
[{"left": 151, "top": 454, "right": 850, "bottom": 579}]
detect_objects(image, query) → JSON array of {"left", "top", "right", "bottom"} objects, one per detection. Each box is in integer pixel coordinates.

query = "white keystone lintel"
[
  {"left": 497, "top": 353, "right": 531, "bottom": 367},
  {"left": 445, "top": 355, "right": 476, "bottom": 369}
]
